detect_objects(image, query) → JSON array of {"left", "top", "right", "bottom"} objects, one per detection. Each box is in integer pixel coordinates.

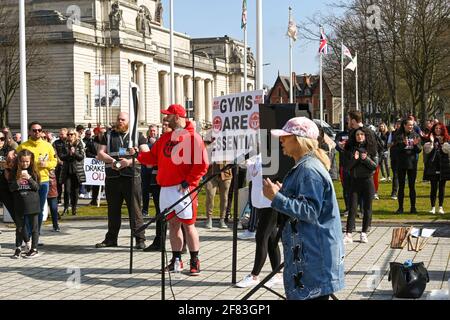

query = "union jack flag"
[{"left": 318, "top": 29, "right": 328, "bottom": 54}]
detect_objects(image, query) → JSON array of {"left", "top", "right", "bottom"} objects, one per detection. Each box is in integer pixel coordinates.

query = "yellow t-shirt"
[{"left": 16, "top": 138, "right": 57, "bottom": 183}]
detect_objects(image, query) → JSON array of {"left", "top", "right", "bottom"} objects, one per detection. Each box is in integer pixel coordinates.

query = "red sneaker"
[
  {"left": 189, "top": 258, "right": 201, "bottom": 276},
  {"left": 160, "top": 258, "right": 184, "bottom": 273}
]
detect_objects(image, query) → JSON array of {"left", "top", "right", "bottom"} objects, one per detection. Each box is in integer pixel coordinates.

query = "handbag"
[{"left": 388, "top": 262, "right": 429, "bottom": 298}]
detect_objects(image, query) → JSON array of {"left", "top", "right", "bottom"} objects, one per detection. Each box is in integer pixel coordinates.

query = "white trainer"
[
  {"left": 439, "top": 207, "right": 445, "bottom": 214},
  {"left": 429, "top": 207, "right": 436, "bottom": 214},
  {"left": 236, "top": 274, "right": 260, "bottom": 288},
  {"left": 238, "top": 230, "right": 256, "bottom": 240},
  {"left": 360, "top": 232, "right": 368, "bottom": 243},
  {"left": 265, "top": 274, "right": 283, "bottom": 288},
  {"left": 343, "top": 233, "right": 353, "bottom": 244}
]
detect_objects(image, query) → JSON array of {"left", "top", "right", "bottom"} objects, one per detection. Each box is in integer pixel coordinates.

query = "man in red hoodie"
[{"left": 137, "top": 104, "right": 208, "bottom": 276}]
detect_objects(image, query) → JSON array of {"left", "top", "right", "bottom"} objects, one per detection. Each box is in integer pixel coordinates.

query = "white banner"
[
  {"left": 94, "top": 75, "right": 121, "bottom": 107},
  {"left": 211, "top": 90, "right": 264, "bottom": 162},
  {"left": 211, "top": 90, "right": 270, "bottom": 208},
  {"left": 83, "top": 158, "right": 105, "bottom": 186}
]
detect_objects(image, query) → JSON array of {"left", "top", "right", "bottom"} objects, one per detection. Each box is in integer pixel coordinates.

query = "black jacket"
[
  {"left": 394, "top": 131, "right": 422, "bottom": 170},
  {"left": 348, "top": 145, "right": 378, "bottom": 179},
  {"left": 83, "top": 137, "right": 97, "bottom": 158},
  {"left": 0, "top": 145, "right": 14, "bottom": 192},
  {"left": 423, "top": 141, "right": 450, "bottom": 181},
  {"left": 9, "top": 169, "right": 41, "bottom": 215},
  {"left": 59, "top": 141, "right": 86, "bottom": 184}
]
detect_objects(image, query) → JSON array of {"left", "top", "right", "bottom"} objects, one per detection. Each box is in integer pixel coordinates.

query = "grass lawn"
[{"left": 72, "top": 153, "right": 449, "bottom": 221}]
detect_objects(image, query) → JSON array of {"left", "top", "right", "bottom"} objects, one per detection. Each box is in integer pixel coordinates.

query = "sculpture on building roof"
[
  {"left": 136, "top": 5, "right": 152, "bottom": 36},
  {"left": 155, "top": 0, "right": 163, "bottom": 26},
  {"left": 109, "top": 2, "right": 123, "bottom": 30},
  {"left": 230, "top": 44, "right": 243, "bottom": 63}
]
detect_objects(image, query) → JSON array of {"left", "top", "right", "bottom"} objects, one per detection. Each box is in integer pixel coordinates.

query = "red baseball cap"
[{"left": 161, "top": 104, "right": 187, "bottom": 118}]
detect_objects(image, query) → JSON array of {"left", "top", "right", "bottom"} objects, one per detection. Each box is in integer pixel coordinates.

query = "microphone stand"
[{"left": 133, "top": 161, "right": 240, "bottom": 300}]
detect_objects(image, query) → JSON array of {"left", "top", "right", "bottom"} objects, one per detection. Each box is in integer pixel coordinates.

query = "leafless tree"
[{"left": 0, "top": 5, "right": 48, "bottom": 128}]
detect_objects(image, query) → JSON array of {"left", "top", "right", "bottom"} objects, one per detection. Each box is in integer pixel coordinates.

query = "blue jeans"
[{"left": 47, "top": 197, "right": 59, "bottom": 230}]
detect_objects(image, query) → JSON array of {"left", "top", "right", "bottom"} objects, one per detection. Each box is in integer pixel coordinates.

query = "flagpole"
[
  {"left": 355, "top": 51, "right": 359, "bottom": 111},
  {"left": 19, "top": 0, "right": 28, "bottom": 140},
  {"left": 341, "top": 42, "right": 344, "bottom": 131},
  {"left": 319, "top": 27, "right": 324, "bottom": 123},
  {"left": 256, "top": 0, "right": 263, "bottom": 90},
  {"left": 244, "top": 24, "right": 247, "bottom": 92},
  {"left": 169, "top": 0, "right": 175, "bottom": 104},
  {"left": 289, "top": 7, "right": 294, "bottom": 103}
]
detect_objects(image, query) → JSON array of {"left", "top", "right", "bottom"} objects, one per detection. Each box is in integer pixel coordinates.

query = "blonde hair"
[
  {"left": 295, "top": 136, "right": 331, "bottom": 171},
  {"left": 67, "top": 128, "right": 79, "bottom": 145}
]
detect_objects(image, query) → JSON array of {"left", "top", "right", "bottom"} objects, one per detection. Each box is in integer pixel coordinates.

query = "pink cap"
[{"left": 271, "top": 117, "right": 319, "bottom": 140}]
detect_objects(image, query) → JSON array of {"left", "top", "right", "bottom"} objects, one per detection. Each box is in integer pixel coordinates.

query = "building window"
[{"left": 84, "top": 72, "right": 91, "bottom": 116}]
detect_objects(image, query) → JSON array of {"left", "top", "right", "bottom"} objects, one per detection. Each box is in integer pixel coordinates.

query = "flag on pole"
[
  {"left": 318, "top": 29, "right": 328, "bottom": 54},
  {"left": 287, "top": 9, "right": 298, "bottom": 41},
  {"left": 241, "top": 0, "right": 247, "bottom": 29},
  {"left": 345, "top": 55, "right": 357, "bottom": 72},
  {"left": 342, "top": 44, "right": 353, "bottom": 60}
]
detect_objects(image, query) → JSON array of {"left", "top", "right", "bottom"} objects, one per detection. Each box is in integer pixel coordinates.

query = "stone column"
[
  {"left": 159, "top": 71, "right": 169, "bottom": 111},
  {"left": 205, "top": 79, "right": 212, "bottom": 123},
  {"left": 175, "top": 74, "right": 184, "bottom": 105},
  {"left": 198, "top": 79, "right": 205, "bottom": 123},
  {"left": 184, "top": 76, "right": 192, "bottom": 102},
  {"left": 194, "top": 78, "right": 203, "bottom": 121},
  {"left": 137, "top": 64, "right": 146, "bottom": 122}
]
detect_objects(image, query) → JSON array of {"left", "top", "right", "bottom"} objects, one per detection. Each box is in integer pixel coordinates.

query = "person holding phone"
[{"left": 9, "top": 150, "right": 41, "bottom": 258}]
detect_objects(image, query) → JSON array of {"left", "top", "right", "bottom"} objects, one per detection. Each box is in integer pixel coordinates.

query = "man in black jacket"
[{"left": 95, "top": 112, "right": 149, "bottom": 249}]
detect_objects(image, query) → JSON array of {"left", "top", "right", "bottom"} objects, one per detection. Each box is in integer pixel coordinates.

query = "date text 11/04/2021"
[{"left": 177, "top": 304, "right": 271, "bottom": 317}]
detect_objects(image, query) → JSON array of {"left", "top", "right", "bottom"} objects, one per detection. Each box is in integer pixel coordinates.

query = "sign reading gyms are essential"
[{"left": 211, "top": 90, "right": 264, "bottom": 162}]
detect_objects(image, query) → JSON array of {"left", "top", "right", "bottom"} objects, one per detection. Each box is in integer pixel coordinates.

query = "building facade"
[
  {"left": 5, "top": 0, "right": 255, "bottom": 131},
  {"left": 268, "top": 73, "right": 341, "bottom": 126}
]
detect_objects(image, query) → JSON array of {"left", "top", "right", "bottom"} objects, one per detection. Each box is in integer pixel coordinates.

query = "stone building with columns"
[{"left": 5, "top": 0, "right": 255, "bottom": 132}]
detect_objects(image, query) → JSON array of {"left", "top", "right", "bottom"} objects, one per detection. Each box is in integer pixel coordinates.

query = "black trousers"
[
  {"left": 104, "top": 176, "right": 145, "bottom": 243},
  {"left": 251, "top": 207, "right": 281, "bottom": 276},
  {"left": 91, "top": 185, "right": 100, "bottom": 202},
  {"left": 346, "top": 177, "right": 374, "bottom": 233},
  {"left": 0, "top": 189, "right": 15, "bottom": 223},
  {"left": 64, "top": 173, "right": 80, "bottom": 211},
  {"left": 15, "top": 213, "right": 39, "bottom": 249},
  {"left": 397, "top": 168, "right": 417, "bottom": 210},
  {"left": 430, "top": 179, "right": 446, "bottom": 207},
  {"left": 391, "top": 156, "right": 399, "bottom": 196}
]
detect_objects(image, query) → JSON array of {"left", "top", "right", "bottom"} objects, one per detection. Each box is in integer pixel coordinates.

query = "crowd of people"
[{"left": 1, "top": 106, "right": 449, "bottom": 300}]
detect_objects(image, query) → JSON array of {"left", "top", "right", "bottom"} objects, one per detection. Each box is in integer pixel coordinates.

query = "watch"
[{"left": 113, "top": 160, "right": 122, "bottom": 169}]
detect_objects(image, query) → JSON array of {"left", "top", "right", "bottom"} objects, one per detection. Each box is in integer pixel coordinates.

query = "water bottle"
[
  {"left": 404, "top": 259, "right": 413, "bottom": 268},
  {"left": 174, "top": 258, "right": 181, "bottom": 280}
]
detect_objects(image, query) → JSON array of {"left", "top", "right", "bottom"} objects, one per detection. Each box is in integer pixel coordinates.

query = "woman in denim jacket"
[{"left": 263, "top": 117, "right": 345, "bottom": 300}]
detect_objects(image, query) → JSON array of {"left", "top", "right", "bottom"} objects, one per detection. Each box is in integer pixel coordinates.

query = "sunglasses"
[
  {"left": 0, "top": 137, "right": 5, "bottom": 141},
  {"left": 68, "top": 133, "right": 75, "bottom": 136},
  {"left": 32, "top": 128, "right": 42, "bottom": 133}
]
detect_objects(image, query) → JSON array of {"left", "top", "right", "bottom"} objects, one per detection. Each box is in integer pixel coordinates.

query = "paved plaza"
[{"left": 0, "top": 218, "right": 449, "bottom": 300}]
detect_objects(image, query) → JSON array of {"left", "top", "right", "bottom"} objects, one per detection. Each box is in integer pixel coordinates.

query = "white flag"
[
  {"left": 287, "top": 15, "right": 298, "bottom": 41},
  {"left": 345, "top": 55, "right": 357, "bottom": 72},
  {"left": 342, "top": 44, "right": 353, "bottom": 60}
]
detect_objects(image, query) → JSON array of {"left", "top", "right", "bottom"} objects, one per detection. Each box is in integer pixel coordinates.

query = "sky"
[{"left": 162, "top": 0, "right": 344, "bottom": 86}]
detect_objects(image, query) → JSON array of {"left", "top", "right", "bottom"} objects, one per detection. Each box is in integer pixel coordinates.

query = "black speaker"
[{"left": 259, "top": 103, "right": 312, "bottom": 181}]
